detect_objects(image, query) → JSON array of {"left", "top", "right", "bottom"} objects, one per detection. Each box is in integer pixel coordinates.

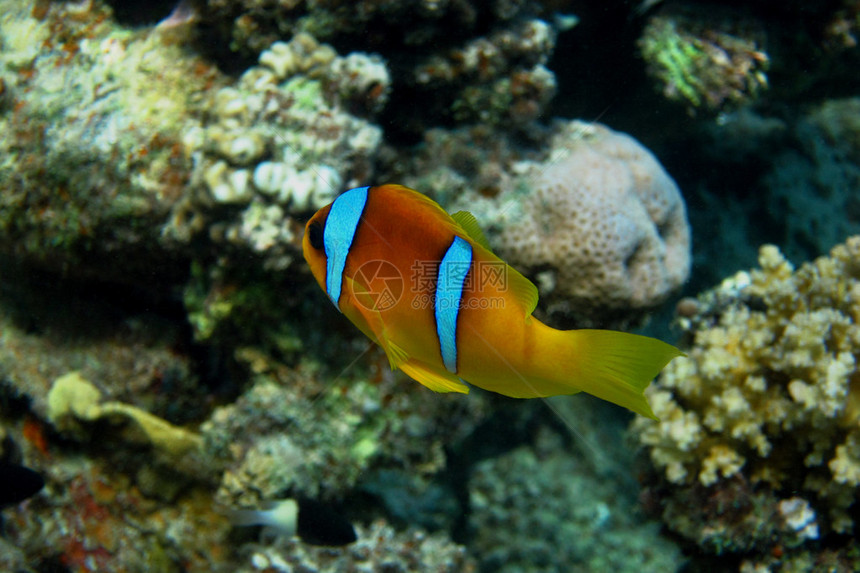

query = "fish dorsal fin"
[
  {"left": 450, "top": 210, "right": 539, "bottom": 316},
  {"left": 505, "top": 264, "right": 540, "bottom": 317},
  {"left": 451, "top": 210, "right": 493, "bottom": 251}
]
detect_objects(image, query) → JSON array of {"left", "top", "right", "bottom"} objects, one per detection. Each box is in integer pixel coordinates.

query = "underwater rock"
[
  {"left": 633, "top": 236, "right": 860, "bottom": 566},
  {"left": 763, "top": 98, "right": 860, "bottom": 263}
]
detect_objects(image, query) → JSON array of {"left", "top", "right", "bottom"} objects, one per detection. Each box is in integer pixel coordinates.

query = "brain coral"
[
  {"left": 633, "top": 236, "right": 860, "bottom": 563},
  {"left": 463, "top": 121, "right": 691, "bottom": 327}
]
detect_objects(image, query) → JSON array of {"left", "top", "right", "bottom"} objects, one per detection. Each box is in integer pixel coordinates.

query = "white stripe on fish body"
[
  {"left": 324, "top": 186, "right": 369, "bottom": 309},
  {"left": 435, "top": 235, "right": 472, "bottom": 374}
]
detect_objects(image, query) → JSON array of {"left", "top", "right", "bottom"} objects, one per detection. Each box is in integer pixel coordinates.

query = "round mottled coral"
[{"left": 494, "top": 121, "right": 691, "bottom": 324}]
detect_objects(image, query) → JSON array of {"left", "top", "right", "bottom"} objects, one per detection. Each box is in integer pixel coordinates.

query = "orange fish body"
[{"left": 303, "top": 184, "right": 682, "bottom": 418}]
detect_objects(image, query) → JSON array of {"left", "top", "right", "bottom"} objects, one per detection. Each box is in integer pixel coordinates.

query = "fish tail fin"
[
  {"left": 546, "top": 328, "right": 683, "bottom": 419},
  {"left": 225, "top": 499, "right": 299, "bottom": 536}
]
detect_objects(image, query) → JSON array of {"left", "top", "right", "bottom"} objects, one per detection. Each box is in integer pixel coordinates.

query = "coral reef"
[
  {"left": 204, "top": 362, "right": 489, "bottom": 507},
  {"left": 0, "top": 262, "right": 204, "bottom": 428},
  {"left": 2, "top": 454, "right": 231, "bottom": 573},
  {"left": 194, "top": 0, "right": 567, "bottom": 139},
  {"left": 825, "top": 0, "right": 860, "bottom": 49},
  {"left": 638, "top": 8, "right": 769, "bottom": 113},
  {"left": 467, "top": 424, "right": 681, "bottom": 572},
  {"left": 449, "top": 120, "right": 691, "bottom": 328},
  {"left": 8, "top": 0, "right": 860, "bottom": 571},
  {"left": 762, "top": 98, "right": 860, "bottom": 263},
  {"left": 234, "top": 519, "right": 476, "bottom": 572},
  {"left": 414, "top": 18, "right": 559, "bottom": 128},
  {"left": 633, "top": 237, "right": 860, "bottom": 567},
  {"left": 173, "top": 32, "right": 387, "bottom": 271},
  {"left": 0, "top": 0, "right": 214, "bottom": 280},
  {"left": 0, "top": 265, "right": 231, "bottom": 570}
]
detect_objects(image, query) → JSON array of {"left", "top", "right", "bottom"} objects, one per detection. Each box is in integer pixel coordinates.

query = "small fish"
[
  {"left": 229, "top": 498, "right": 357, "bottom": 546},
  {"left": 303, "top": 185, "right": 682, "bottom": 418},
  {"left": 0, "top": 462, "right": 44, "bottom": 507}
]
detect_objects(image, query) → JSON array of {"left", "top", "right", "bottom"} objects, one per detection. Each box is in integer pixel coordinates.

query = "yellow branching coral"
[{"left": 633, "top": 237, "right": 860, "bottom": 533}]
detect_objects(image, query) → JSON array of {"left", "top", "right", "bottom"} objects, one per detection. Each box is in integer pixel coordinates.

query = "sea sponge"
[
  {"left": 47, "top": 371, "right": 203, "bottom": 459},
  {"left": 633, "top": 236, "right": 860, "bottom": 560},
  {"left": 464, "top": 120, "right": 691, "bottom": 327}
]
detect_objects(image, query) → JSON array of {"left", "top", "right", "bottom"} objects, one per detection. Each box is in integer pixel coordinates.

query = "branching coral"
[
  {"left": 165, "top": 32, "right": 387, "bottom": 276},
  {"left": 634, "top": 237, "right": 860, "bottom": 564}
]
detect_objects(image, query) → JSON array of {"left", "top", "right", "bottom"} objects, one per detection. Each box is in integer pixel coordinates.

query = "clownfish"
[{"left": 302, "top": 184, "right": 682, "bottom": 418}]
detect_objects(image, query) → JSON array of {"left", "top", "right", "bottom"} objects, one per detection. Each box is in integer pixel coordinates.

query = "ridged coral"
[
  {"left": 633, "top": 236, "right": 860, "bottom": 563},
  {"left": 457, "top": 120, "right": 691, "bottom": 327}
]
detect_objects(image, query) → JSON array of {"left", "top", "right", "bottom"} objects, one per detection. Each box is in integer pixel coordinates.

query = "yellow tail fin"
[{"left": 558, "top": 329, "right": 683, "bottom": 419}]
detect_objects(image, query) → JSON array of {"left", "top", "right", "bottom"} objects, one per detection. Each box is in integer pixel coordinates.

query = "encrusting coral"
[
  {"left": 633, "top": 236, "right": 860, "bottom": 566},
  {"left": 638, "top": 7, "right": 769, "bottom": 113},
  {"left": 0, "top": 0, "right": 214, "bottom": 279}
]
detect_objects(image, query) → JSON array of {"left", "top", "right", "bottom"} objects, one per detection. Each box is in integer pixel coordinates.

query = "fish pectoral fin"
[
  {"left": 382, "top": 338, "right": 410, "bottom": 371},
  {"left": 341, "top": 275, "right": 399, "bottom": 361},
  {"left": 399, "top": 359, "right": 470, "bottom": 394},
  {"left": 451, "top": 210, "right": 493, "bottom": 251},
  {"left": 342, "top": 276, "right": 412, "bottom": 371}
]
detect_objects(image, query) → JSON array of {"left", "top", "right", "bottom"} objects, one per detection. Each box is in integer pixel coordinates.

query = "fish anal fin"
[
  {"left": 399, "top": 360, "right": 470, "bottom": 394},
  {"left": 451, "top": 210, "right": 493, "bottom": 251}
]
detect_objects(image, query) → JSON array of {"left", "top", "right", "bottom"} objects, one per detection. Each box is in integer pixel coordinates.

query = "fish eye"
[{"left": 308, "top": 222, "right": 324, "bottom": 250}]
